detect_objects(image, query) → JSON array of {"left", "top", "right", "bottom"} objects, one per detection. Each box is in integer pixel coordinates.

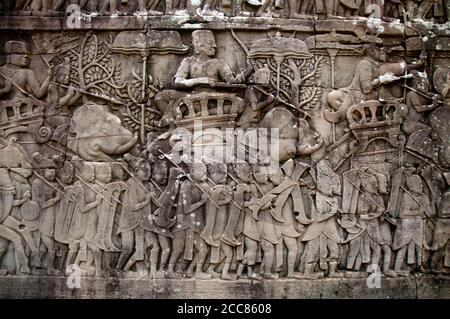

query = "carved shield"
[
  {"left": 55, "top": 186, "right": 81, "bottom": 244},
  {"left": 21, "top": 200, "right": 40, "bottom": 221},
  {"left": 94, "top": 182, "right": 126, "bottom": 252}
]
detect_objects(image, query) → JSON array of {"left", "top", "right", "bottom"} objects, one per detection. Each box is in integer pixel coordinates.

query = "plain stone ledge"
[{"left": 0, "top": 275, "right": 448, "bottom": 299}]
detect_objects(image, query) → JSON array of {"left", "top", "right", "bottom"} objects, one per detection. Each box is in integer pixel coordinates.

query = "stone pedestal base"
[{"left": 0, "top": 275, "right": 448, "bottom": 299}]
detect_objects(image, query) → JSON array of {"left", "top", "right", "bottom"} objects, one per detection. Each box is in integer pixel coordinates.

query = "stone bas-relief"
[
  {"left": 0, "top": 2, "right": 449, "bottom": 295},
  {"left": 1, "top": 0, "right": 448, "bottom": 21}
]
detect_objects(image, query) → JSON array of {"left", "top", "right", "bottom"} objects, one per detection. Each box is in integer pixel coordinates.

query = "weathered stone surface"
[{"left": 1, "top": 275, "right": 447, "bottom": 299}]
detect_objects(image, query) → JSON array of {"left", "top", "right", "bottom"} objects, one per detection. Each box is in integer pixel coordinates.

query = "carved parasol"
[{"left": 110, "top": 29, "right": 188, "bottom": 143}]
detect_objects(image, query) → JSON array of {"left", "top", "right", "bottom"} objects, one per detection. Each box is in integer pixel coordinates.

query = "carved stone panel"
[{"left": 0, "top": 0, "right": 449, "bottom": 298}]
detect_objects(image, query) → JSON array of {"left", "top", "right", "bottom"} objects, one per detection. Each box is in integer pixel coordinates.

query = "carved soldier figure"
[
  {"left": 46, "top": 57, "right": 81, "bottom": 135},
  {"left": 237, "top": 69, "right": 275, "bottom": 129},
  {"left": 325, "top": 44, "right": 410, "bottom": 124},
  {"left": 117, "top": 159, "right": 164, "bottom": 277},
  {"left": 167, "top": 162, "right": 210, "bottom": 279},
  {"left": 0, "top": 137, "right": 34, "bottom": 275},
  {"left": 149, "top": 160, "right": 172, "bottom": 274},
  {"left": 301, "top": 160, "right": 343, "bottom": 278},
  {"left": 392, "top": 170, "right": 433, "bottom": 275},
  {"left": 220, "top": 163, "right": 251, "bottom": 255},
  {"left": 202, "top": 163, "right": 234, "bottom": 280},
  {"left": 54, "top": 161, "right": 77, "bottom": 270},
  {"left": 403, "top": 70, "right": 440, "bottom": 136},
  {"left": 153, "top": 30, "right": 247, "bottom": 126},
  {"left": 67, "top": 161, "right": 103, "bottom": 276},
  {"left": 431, "top": 172, "right": 450, "bottom": 273},
  {"left": 251, "top": 165, "right": 279, "bottom": 279},
  {"left": 344, "top": 168, "right": 397, "bottom": 277},
  {"left": 234, "top": 163, "right": 262, "bottom": 280},
  {"left": 32, "top": 163, "right": 62, "bottom": 275},
  {"left": 0, "top": 41, "right": 53, "bottom": 100}
]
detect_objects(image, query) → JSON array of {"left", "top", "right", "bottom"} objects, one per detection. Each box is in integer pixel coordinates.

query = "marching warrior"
[
  {"left": 392, "top": 169, "right": 433, "bottom": 275},
  {"left": 68, "top": 161, "right": 103, "bottom": 276},
  {"left": 234, "top": 163, "right": 262, "bottom": 280},
  {"left": 202, "top": 163, "right": 234, "bottom": 280},
  {"left": 167, "top": 162, "right": 210, "bottom": 279},
  {"left": 251, "top": 165, "right": 279, "bottom": 279},
  {"left": 344, "top": 168, "right": 397, "bottom": 277},
  {"left": 32, "top": 164, "right": 62, "bottom": 275},
  {"left": 117, "top": 159, "right": 165, "bottom": 277},
  {"left": 301, "top": 160, "right": 343, "bottom": 278}
]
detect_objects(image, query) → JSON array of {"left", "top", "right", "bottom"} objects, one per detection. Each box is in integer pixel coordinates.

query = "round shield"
[{"left": 21, "top": 200, "right": 40, "bottom": 221}]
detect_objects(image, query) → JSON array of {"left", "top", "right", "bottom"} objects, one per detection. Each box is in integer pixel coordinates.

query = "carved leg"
[
  {"left": 237, "top": 262, "right": 246, "bottom": 279},
  {"left": 87, "top": 242, "right": 102, "bottom": 276},
  {"left": 256, "top": 0, "right": 273, "bottom": 17},
  {"left": 66, "top": 242, "right": 79, "bottom": 271},
  {"left": 200, "top": 210, "right": 219, "bottom": 247},
  {"left": 117, "top": 230, "right": 134, "bottom": 271},
  {"left": 346, "top": 238, "right": 360, "bottom": 270},
  {"left": 243, "top": 237, "right": 261, "bottom": 279},
  {"left": 302, "top": 238, "right": 324, "bottom": 278},
  {"left": 166, "top": 231, "right": 185, "bottom": 279},
  {"left": 261, "top": 239, "right": 277, "bottom": 279},
  {"left": 2, "top": 216, "right": 42, "bottom": 267},
  {"left": 145, "top": 232, "right": 160, "bottom": 278},
  {"left": 194, "top": 236, "right": 211, "bottom": 279},
  {"left": 124, "top": 228, "right": 146, "bottom": 273},
  {"left": 285, "top": 236, "right": 301, "bottom": 278},
  {"left": 221, "top": 212, "right": 241, "bottom": 247},
  {"left": 158, "top": 234, "right": 171, "bottom": 272},
  {"left": 220, "top": 243, "right": 235, "bottom": 280},
  {"left": 379, "top": 244, "right": 396, "bottom": 277},
  {"left": 89, "top": 0, "right": 99, "bottom": 12},
  {"left": 41, "top": 234, "right": 58, "bottom": 275},
  {"left": 415, "top": 245, "right": 423, "bottom": 270},
  {"left": 407, "top": 241, "right": 415, "bottom": 265},
  {"left": 0, "top": 224, "right": 30, "bottom": 274},
  {"left": 165, "top": 0, "right": 174, "bottom": 13},
  {"left": 370, "top": 241, "right": 381, "bottom": 267},
  {"left": 394, "top": 245, "right": 408, "bottom": 272},
  {"left": 327, "top": 240, "right": 343, "bottom": 278}
]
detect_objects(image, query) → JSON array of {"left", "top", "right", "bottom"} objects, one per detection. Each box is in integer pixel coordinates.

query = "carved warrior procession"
[
  {"left": 1, "top": 0, "right": 449, "bottom": 20},
  {"left": 0, "top": 1, "right": 449, "bottom": 282}
]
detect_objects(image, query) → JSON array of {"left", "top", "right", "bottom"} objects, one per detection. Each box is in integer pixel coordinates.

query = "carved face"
[
  {"left": 253, "top": 166, "right": 268, "bottom": 184},
  {"left": 190, "top": 163, "right": 207, "bottom": 182},
  {"left": 56, "top": 59, "right": 71, "bottom": 85},
  {"left": 210, "top": 166, "right": 227, "bottom": 184},
  {"left": 235, "top": 163, "right": 253, "bottom": 183},
  {"left": 297, "top": 119, "right": 323, "bottom": 156},
  {"left": 269, "top": 168, "right": 284, "bottom": 186},
  {"left": 44, "top": 168, "right": 56, "bottom": 181},
  {"left": 153, "top": 170, "right": 168, "bottom": 185},
  {"left": 9, "top": 53, "right": 29, "bottom": 67},
  {"left": 136, "top": 166, "right": 151, "bottom": 182},
  {"left": 361, "top": 176, "right": 378, "bottom": 195},
  {"left": 193, "top": 32, "right": 216, "bottom": 57},
  {"left": 81, "top": 164, "right": 95, "bottom": 183},
  {"left": 96, "top": 164, "right": 112, "bottom": 184}
]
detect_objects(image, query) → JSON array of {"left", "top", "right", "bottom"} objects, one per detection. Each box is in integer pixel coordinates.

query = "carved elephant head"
[{"left": 68, "top": 102, "right": 138, "bottom": 162}]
